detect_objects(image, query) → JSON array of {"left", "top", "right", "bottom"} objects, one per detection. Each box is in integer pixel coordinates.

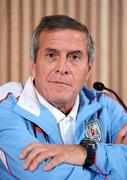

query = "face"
[{"left": 31, "top": 29, "right": 93, "bottom": 111}]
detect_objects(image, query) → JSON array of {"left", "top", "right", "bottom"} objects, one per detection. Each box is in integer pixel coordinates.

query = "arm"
[
  {"left": 0, "top": 98, "right": 86, "bottom": 180},
  {"left": 90, "top": 95, "right": 127, "bottom": 179}
]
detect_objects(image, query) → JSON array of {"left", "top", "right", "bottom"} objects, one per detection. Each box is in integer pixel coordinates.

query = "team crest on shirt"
[{"left": 85, "top": 119, "right": 102, "bottom": 142}]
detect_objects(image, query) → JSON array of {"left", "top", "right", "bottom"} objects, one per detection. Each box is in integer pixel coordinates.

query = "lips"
[{"left": 48, "top": 80, "right": 72, "bottom": 86}]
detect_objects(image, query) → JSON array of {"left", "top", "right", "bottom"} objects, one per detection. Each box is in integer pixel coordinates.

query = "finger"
[
  {"left": 27, "top": 148, "right": 58, "bottom": 171},
  {"left": 114, "top": 133, "right": 123, "bottom": 144},
  {"left": 23, "top": 148, "right": 42, "bottom": 169},
  {"left": 122, "top": 136, "right": 127, "bottom": 144},
  {"left": 114, "top": 125, "right": 127, "bottom": 144},
  {"left": 19, "top": 142, "right": 41, "bottom": 159},
  {"left": 29, "top": 151, "right": 52, "bottom": 171},
  {"left": 44, "top": 155, "right": 64, "bottom": 171}
]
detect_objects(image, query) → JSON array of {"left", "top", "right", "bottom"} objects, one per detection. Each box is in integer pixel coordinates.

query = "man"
[{"left": 0, "top": 15, "right": 127, "bottom": 180}]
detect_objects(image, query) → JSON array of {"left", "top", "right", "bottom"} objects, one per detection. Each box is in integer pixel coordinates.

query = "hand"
[
  {"left": 114, "top": 124, "right": 127, "bottom": 144},
  {"left": 19, "top": 142, "right": 86, "bottom": 171}
]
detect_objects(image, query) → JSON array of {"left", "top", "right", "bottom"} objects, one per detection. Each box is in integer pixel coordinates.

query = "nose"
[{"left": 55, "top": 58, "right": 70, "bottom": 75}]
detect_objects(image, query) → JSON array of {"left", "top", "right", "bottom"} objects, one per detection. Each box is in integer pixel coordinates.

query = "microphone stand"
[{"left": 93, "top": 82, "right": 127, "bottom": 112}]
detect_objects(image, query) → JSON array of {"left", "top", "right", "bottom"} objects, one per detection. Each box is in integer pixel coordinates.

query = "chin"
[
  {"left": 49, "top": 96, "right": 71, "bottom": 106},
  {"left": 45, "top": 89, "right": 75, "bottom": 106}
]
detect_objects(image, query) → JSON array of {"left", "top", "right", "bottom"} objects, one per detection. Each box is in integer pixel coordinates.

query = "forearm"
[
  {"left": 20, "top": 143, "right": 86, "bottom": 171},
  {"left": 89, "top": 143, "right": 127, "bottom": 179}
]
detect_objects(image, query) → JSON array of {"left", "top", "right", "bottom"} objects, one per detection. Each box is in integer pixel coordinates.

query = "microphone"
[{"left": 93, "top": 82, "right": 127, "bottom": 112}]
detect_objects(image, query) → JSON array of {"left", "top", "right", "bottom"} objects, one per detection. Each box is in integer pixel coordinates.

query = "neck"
[
  {"left": 51, "top": 101, "right": 75, "bottom": 115},
  {"left": 58, "top": 106, "right": 72, "bottom": 115}
]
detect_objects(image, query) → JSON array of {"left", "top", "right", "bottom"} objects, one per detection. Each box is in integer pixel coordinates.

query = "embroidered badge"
[{"left": 85, "top": 119, "right": 102, "bottom": 142}]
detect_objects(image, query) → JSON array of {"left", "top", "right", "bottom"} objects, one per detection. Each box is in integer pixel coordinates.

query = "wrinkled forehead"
[{"left": 38, "top": 29, "right": 88, "bottom": 51}]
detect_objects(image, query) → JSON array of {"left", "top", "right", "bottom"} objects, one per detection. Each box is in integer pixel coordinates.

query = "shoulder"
[
  {"left": 94, "top": 92, "right": 127, "bottom": 125},
  {"left": 0, "top": 83, "right": 27, "bottom": 130},
  {"left": 0, "top": 82, "right": 23, "bottom": 102},
  {"left": 82, "top": 86, "right": 124, "bottom": 114},
  {"left": 96, "top": 92, "right": 123, "bottom": 109}
]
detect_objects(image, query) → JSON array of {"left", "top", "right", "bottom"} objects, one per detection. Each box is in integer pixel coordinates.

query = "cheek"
[
  {"left": 74, "top": 68, "right": 89, "bottom": 85},
  {"left": 76, "top": 76, "right": 86, "bottom": 89},
  {"left": 37, "top": 61, "right": 57, "bottom": 79},
  {"left": 32, "top": 62, "right": 47, "bottom": 80}
]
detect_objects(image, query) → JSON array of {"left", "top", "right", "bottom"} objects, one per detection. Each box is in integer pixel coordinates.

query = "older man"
[{"left": 0, "top": 15, "right": 127, "bottom": 180}]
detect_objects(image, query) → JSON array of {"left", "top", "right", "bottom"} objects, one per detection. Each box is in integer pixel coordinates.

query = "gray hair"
[{"left": 30, "top": 15, "right": 95, "bottom": 64}]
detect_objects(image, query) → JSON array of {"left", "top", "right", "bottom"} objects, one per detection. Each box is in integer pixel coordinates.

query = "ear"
[
  {"left": 30, "top": 60, "right": 36, "bottom": 78},
  {"left": 85, "top": 62, "right": 93, "bottom": 81}
]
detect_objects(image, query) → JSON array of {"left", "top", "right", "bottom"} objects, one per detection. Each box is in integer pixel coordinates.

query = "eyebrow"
[
  {"left": 44, "top": 48, "right": 83, "bottom": 56},
  {"left": 68, "top": 50, "right": 82, "bottom": 54},
  {"left": 44, "top": 48, "right": 59, "bottom": 53},
  {"left": 67, "top": 50, "right": 83, "bottom": 57}
]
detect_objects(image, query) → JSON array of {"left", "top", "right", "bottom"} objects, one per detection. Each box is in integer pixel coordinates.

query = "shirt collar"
[
  {"left": 17, "top": 76, "right": 40, "bottom": 116},
  {"left": 35, "top": 87, "right": 79, "bottom": 124},
  {"left": 68, "top": 95, "right": 79, "bottom": 121}
]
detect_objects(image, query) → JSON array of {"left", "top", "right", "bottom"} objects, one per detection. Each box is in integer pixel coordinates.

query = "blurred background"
[{"left": 0, "top": 0, "right": 127, "bottom": 104}]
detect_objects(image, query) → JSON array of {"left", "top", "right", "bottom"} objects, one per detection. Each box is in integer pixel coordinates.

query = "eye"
[
  {"left": 44, "top": 50, "right": 59, "bottom": 62},
  {"left": 72, "top": 54, "right": 80, "bottom": 60},
  {"left": 69, "top": 54, "right": 81, "bottom": 62},
  {"left": 45, "top": 51, "right": 58, "bottom": 61},
  {"left": 47, "top": 53, "right": 55, "bottom": 58}
]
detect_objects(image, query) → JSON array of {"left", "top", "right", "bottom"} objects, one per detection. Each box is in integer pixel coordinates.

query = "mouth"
[{"left": 49, "top": 81, "right": 72, "bottom": 87}]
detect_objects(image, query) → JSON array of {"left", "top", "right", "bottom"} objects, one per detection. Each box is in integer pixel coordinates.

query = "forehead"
[{"left": 38, "top": 29, "right": 88, "bottom": 52}]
